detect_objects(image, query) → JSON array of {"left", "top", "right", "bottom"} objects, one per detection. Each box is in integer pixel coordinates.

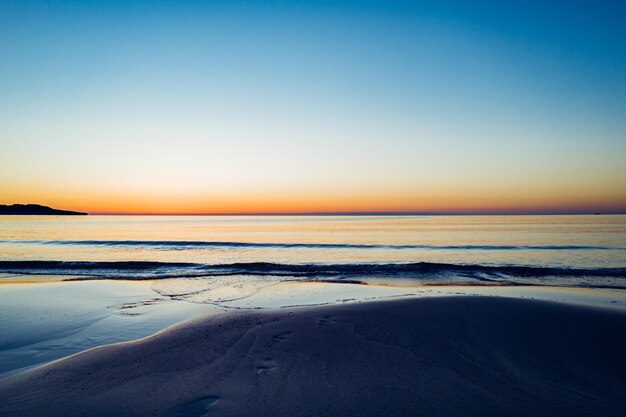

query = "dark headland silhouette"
[{"left": 0, "top": 204, "right": 87, "bottom": 215}]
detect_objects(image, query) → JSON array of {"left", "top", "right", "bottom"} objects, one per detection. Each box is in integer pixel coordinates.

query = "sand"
[{"left": 1, "top": 296, "right": 625, "bottom": 417}]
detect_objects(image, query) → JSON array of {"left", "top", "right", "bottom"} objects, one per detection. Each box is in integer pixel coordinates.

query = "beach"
[
  {"left": 1, "top": 214, "right": 625, "bottom": 416},
  {"left": 1, "top": 295, "right": 625, "bottom": 416}
]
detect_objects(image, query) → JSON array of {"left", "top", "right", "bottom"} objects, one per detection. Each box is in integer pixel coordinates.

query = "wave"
[
  {"left": 1, "top": 260, "right": 624, "bottom": 284},
  {"left": 1, "top": 240, "right": 624, "bottom": 251}
]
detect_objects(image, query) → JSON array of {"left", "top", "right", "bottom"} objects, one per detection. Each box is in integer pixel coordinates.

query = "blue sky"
[{"left": 1, "top": 1, "right": 625, "bottom": 213}]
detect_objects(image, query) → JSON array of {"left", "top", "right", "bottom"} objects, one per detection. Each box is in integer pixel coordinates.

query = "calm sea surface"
[{"left": 1, "top": 215, "right": 625, "bottom": 288}]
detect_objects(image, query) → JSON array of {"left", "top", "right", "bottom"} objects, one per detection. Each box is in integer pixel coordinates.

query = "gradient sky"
[{"left": 1, "top": 0, "right": 625, "bottom": 214}]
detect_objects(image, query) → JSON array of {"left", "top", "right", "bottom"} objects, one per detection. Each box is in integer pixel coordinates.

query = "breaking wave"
[{"left": 1, "top": 260, "right": 625, "bottom": 288}]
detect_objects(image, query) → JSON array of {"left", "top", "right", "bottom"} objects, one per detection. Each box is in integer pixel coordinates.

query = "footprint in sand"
[
  {"left": 255, "top": 358, "right": 276, "bottom": 374},
  {"left": 271, "top": 331, "right": 291, "bottom": 342},
  {"left": 176, "top": 396, "right": 218, "bottom": 417},
  {"left": 316, "top": 316, "right": 336, "bottom": 325},
  {"left": 255, "top": 332, "right": 292, "bottom": 374}
]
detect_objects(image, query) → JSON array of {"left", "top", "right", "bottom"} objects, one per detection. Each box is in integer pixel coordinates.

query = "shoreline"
[
  {"left": 1, "top": 279, "right": 625, "bottom": 382},
  {"left": 1, "top": 295, "right": 625, "bottom": 416}
]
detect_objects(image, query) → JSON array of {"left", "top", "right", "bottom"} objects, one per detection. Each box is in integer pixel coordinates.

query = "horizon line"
[{"left": 85, "top": 210, "right": 626, "bottom": 216}]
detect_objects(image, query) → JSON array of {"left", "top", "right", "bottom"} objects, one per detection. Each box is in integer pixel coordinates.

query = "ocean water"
[{"left": 0, "top": 215, "right": 625, "bottom": 289}]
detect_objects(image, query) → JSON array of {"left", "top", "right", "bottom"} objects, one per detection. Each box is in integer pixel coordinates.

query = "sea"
[{"left": 1, "top": 214, "right": 625, "bottom": 289}]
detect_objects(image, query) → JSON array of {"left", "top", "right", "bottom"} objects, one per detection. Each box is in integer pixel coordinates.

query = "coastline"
[
  {"left": 2, "top": 278, "right": 625, "bottom": 382},
  {"left": 1, "top": 295, "right": 626, "bottom": 416}
]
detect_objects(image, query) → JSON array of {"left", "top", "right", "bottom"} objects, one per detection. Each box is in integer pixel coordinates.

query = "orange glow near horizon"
[{"left": 3, "top": 181, "right": 625, "bottom": 215}]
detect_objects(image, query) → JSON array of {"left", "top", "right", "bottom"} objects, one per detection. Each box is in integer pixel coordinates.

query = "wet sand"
[
  {"left": 1, "top": 296, "right": 625, "bottom": 417},
  {"left": 0, "top": 280, "right": 213, "bottom": 379}
]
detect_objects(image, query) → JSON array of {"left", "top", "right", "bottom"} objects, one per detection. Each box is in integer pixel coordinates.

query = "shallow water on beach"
[{"left": 0, "top": 280, "right": 213, "bottom": 380}]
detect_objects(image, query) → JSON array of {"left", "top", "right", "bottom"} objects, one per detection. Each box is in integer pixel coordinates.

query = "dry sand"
[{"left": 1, "top": 296, "right": 625, "bottom": 417}]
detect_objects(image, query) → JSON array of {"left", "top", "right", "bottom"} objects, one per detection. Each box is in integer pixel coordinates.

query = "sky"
[{"left": 1, "top": 0, "right": 625, "bottom": 214}]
